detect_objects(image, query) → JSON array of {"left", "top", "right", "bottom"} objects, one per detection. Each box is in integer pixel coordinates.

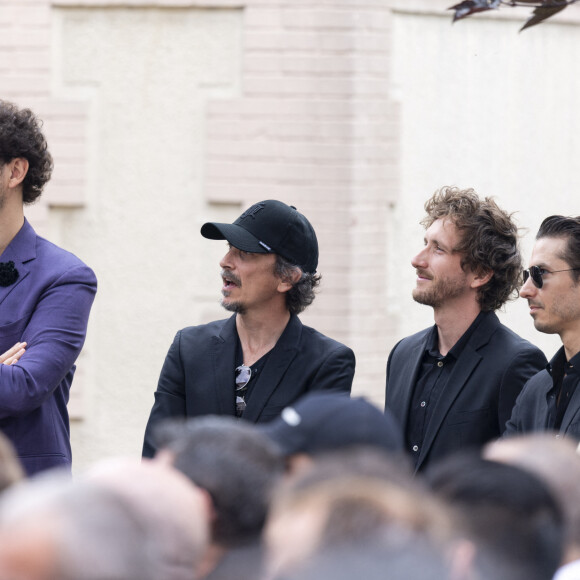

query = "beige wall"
[
  {"left": 1, "top": 0, "right": 579, "bottom": 470},
  {"left": 51, "top": 5, "right": 245, "bottom": 467},
  {"left": 388, "top": 4, "right": 580, "bottom": 354}
]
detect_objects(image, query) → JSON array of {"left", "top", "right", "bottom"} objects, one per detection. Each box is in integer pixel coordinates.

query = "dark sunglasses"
[
  {"left": 235, "top": 364, "right": 252, "bottom": 416},
  {"left": 523, "top": 265, "right": 580, "bottom": 289}
]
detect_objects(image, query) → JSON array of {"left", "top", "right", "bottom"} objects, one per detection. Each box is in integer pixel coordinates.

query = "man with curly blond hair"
[
  {"left": 0, "top": 100, "right": 97, "bottom": 475},
  {"left": 385, "top": 187, "right": 546, "bottom": 472}
]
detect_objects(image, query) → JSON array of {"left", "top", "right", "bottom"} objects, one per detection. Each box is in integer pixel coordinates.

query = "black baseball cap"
[
  {"left": 259, "top": 392, "right": 404, "bottom": 457},
  {"left": 200, "top": 200, "right": 319, "bottom": 273}
]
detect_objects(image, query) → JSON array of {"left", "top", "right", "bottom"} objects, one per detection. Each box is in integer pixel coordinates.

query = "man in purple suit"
[{"left": 0, "top": 100, "right": 97, "bottom": 475}]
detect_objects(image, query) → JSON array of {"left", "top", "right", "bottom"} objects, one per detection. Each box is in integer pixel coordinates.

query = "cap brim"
[{"left": 200, "top": 222, "right": 269, "bottom": 253}]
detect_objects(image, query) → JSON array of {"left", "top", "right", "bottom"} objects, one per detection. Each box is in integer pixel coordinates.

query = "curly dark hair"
[
  {"left": 0, "top": 100, "right": 53, "bottom": 203},
  {"left": 275, "top": 254, "right": 321, "bottom": 315},
  {"left": 421, "top": 186, "right": 522, "bottom": 312},
  {"left": 536, "top": 215, "right": 580, "bottom": 284}
]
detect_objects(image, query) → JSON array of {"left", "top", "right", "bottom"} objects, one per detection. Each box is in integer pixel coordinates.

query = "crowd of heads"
[{"left": 0, "top": 391, "right": 578, "bottom": 580}]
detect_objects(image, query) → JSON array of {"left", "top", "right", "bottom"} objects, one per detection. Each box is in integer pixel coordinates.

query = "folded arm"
[
  {"left": 0, "top": 264, "right": 97, "bottom": 418},
  {"left": 0, "top": 342, "right": 27, "bottom": 366}
]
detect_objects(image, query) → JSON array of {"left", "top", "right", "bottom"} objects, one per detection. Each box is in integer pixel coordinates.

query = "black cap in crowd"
[
  {"left": 200, "top": 200, "right": 319, "bottom": 273},
  {"left": 259, "top": 392, "right": 404, "bottom": 457}
]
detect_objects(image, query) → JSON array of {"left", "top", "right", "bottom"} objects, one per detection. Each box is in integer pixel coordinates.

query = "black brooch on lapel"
[{"left": 0, "top": 261, "right": 19, "bottom": 287}]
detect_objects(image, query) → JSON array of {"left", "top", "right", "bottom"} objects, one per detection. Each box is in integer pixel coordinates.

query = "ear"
[
  {"left": 286, "top": 453, "right": 314, "bottom": 477},
  {"left": 470, "top": 268, "right": 493, "bottom": 290},
  {"left": 150, "top": 448, "right": 176, "bottom": 467},
  {"left": 196, "top": 486, "right": 215, "bottom": 526},
  {"left": 7, "top": 158, "right": 29, "bottom": 189},
  {"left": 277, "top": 267, "right": 301, "bottom": 294}
]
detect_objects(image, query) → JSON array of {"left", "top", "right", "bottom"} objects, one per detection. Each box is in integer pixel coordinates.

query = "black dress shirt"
[
  {"left": 545, "top": 348, "right": 580, "bottom": 430},
  {"left": 235, "top": 338, "right": 272, "bottom": 416},
  {"left": 406, "top": 312, "right": 485, "bottom": 465}
]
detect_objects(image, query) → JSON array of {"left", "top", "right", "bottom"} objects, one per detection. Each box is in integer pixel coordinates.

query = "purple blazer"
[{"left": 0, "top": 219, "right": 97, "bottom": 475}]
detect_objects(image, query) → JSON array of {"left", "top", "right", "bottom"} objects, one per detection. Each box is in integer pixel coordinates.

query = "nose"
[
  {"left": 520, "top": 274, "right": 536, "bottom": 299},
  {"left": 219, "top": 247, "right": 235, "bottom": 270},
  {"left": 411, "top": 247, "right": 428, "bottom": 270}
]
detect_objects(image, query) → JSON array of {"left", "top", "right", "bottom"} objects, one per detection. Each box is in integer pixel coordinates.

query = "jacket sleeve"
[
  {"left": 497, "top": 346, "right": 547, "bottom": 433},
  {"left": 385, "top": 339, "right": 403, "bottom": 411},
  {"left": 503, "top": 368, "right": 552, "bottom": 437},
  {"left": 142, "top": 331, "right": 188, "bottom": 458},
  {"left": 503, "top": 397, "right": 522, "bottom": 436},
  {"left": 0, "top": 264, "right": 97, "bottom": 418},
  {"left": 309, "top": 344, "right": 355, "bottom": 395}
]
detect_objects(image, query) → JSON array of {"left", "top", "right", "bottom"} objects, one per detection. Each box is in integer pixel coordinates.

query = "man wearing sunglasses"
[
  {"left": 505, "top": 216, "right": 580, "bottom": 438},
  {"left": 143, "top": 200, "right": 355, "bottom": 458},
  {"left": 385, "top": 187, "right": 547, "bottom": 472}
]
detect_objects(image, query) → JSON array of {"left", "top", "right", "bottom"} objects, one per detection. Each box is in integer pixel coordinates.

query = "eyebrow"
[
  {"left": 425, "top": 237, "right": 453, "bottom": 253},
  {"left": 530, "top": 262, "right": 552, "bottom": 270}
]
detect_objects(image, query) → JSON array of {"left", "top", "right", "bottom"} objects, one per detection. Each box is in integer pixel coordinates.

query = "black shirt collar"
[
  {"left": 548, "top": 347, "right": 580, "bottom": 381},
  {"left": 425, "top": 310, "right": 487, "bottom": 360}
]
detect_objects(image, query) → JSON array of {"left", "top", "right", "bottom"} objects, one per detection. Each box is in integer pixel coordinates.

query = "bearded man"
[
  {"left": 0, "top": 100, "right": 97, "bottom": 475},
  {"left": 384, "top": 187, "right": 546, "bottom": 472},
  {"left": 505, "top": 215, "right": 580, "bottom": 440},
  {"left": 143, "top": 200, "right": 355, "bottom": 458}
]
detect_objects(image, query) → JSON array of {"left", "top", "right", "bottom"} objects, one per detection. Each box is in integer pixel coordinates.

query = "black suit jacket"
[
  {"left": 385, "top": 311, "right": 547, "bottom": 472},
  {"left": 505, "top": 347, "right": 580, "bottom": 438},
  {"left": 143, "top": 313, "right": 355, "bottom": 457}
]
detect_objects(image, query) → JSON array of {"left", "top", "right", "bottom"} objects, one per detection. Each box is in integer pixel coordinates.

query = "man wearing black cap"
[
  {"left": 142, "top": 200, "right": 355, "bottom": 458},
  {"left": 259, "top": 391, "right": 404, "bottom": 474}
]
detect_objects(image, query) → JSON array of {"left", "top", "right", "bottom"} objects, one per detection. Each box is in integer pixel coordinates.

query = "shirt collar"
[
  {"left": 548, "top": 346, "right": 580, "bottom": 379},
  {"left": 425, "top": 310, "right": 487, "bottom": 360}
]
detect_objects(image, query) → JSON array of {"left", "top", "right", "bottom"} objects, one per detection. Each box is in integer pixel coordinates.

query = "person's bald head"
[
  {"left": 0, "top": 460, "right": 210, "bottom": 580},
  {"left": 85, "top": 457, "right": 210, "bottom": 577}
]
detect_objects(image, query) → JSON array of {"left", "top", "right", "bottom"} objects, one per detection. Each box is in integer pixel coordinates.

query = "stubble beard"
[
  {"left": 532, "top": 299, "right": 580, "bottom": 336},
  {"left": 220, "top": 269, "right": 246, "bottom": 314},
  {"left": 220, "top": 297, "right": 246, "bottom": 315},
  {"left": 532, "top": 319, "right": 557, "bottom": 335},
  {"left": 412, "top": 276, "right": 467, "bottom": 309}
]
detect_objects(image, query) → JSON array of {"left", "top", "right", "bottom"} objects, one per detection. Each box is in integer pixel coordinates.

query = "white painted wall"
[
  {"left": 387, "top": 9, "right": 579, "bottom": 358},
  {"left": 51, "top": 6, "right": 243, "bottom": 470}
]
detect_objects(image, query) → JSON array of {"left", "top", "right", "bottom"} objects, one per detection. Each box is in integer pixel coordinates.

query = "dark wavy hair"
[
  {"left": 421, "top": 187, "right": 521, "bottom": 312},
  {"left": 0, "top": 100, "right": 53, "bottom": 203},
  {"left": 154, "top": 416, "right": 284, "bottom": 547},
  {"left": 275, "top": 254, "right": 321, "bottom": 315},
  {"left": 536, "top": 215, "right": 580, "bottom": 284}
]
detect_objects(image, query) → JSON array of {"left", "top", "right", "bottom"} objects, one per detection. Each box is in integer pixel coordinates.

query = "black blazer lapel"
[
  {"left": 241, "top": 315, "right": 301, "bottom": 422},
  {"left": 387, "top": 339, "right": 427, "bottom": 434},
  {"left": 417, "top": 346, "right": 482, "bottom": 469},
  {"left": 561, "top": 386, "right": 580, "bottom": 434},
  {"left": 415, "top": 313, "right": 499, "bottom": 470},
  {"left": 210, "top": 315, "right": 238, "bottom": 415}
]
